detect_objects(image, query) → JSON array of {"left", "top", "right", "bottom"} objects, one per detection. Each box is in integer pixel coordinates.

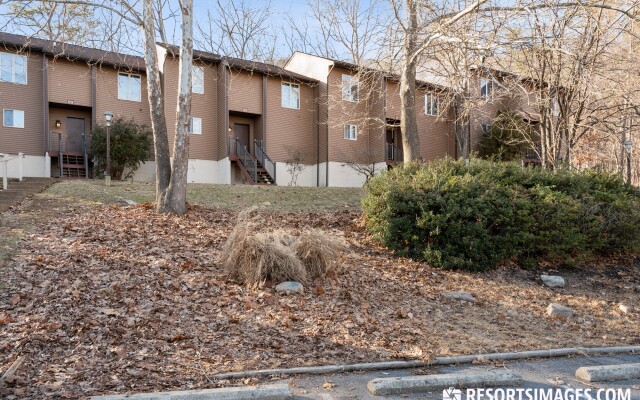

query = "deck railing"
[
  {"left": 235, "top": 138, "right": 258, "bottom": 182},
  {"left": 254, "top": 140, "right": 276, "bottom": 183},
  {"left": 0, "top": 153, "right": 24, "bottom": 190},
  {"left": 386, "top": 143, "right": 404, "bottom": 162}
]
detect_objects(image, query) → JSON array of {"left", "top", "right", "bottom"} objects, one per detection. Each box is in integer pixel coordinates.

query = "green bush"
[
  {"left": 91, "top": 118, "right": 153, "bottom": 180},
  {"left": 362, "top": 159, "right": 640, "bottom": 271}
]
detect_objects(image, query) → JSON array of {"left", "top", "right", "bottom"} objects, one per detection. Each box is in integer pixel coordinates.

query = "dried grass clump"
[
  {"left": 220, "top": 209, "right": 342, "bottom": 287},
  {"left": 294, "top": 229, "right": 342, "bottom": 279}
]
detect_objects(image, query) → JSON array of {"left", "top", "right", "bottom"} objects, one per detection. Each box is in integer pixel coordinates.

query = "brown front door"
[
  {"left": 234, "top": 123, "right": 250, "bottom": 151},
  {"left": 66, "top": 117, "right": 85, "bottom": 153}
]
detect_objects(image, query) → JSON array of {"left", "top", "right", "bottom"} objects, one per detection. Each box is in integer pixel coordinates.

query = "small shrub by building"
[
  {"left": 91, "top": 118, "right": 153, "bottom": 180},
  {"left": 362, "top": 159, "right": 640, "bottom": 271}
]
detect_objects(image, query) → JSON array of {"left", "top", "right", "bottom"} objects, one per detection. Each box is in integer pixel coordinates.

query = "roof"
[
  {"left": 0, "top": 31, "right": 145, "bottom": 70},
  {"left": 158, "top": 43, "right": 318, "bottom": 84},
  {"left": 288, "top": 51, "right": 449, "bottom": 92}
]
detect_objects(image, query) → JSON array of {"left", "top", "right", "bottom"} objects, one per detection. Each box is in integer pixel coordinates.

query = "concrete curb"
[
  {"left": 212, "top": 345, "right": 640, "bottom": 380},
  {"left": 367, "top": 370, "right": 523, "bottom": 395},
  {"left": 91, "top": 383, "right": 292, "bottom": 400},
  {"left": 576, "top": 363, "right": 640, "bottom": 382}
]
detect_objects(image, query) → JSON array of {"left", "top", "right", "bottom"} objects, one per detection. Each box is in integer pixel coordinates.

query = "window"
[
  {"left": 425, "top": 93, "right": 439, "bottom": 116},
  {"left": 480, "top": 78, "right": 493, "bottom": 98},
  {"left": 118, "top": 73, "right": 141, "bottom": 101},
  {"left": 0, "top": 52, "right": 27, "bottom": 84},
  {"left": 481, "top": 123, "right": 491, "bottom": 134},
  {"left": 192, "top": 65, "right": 204, "bottom": 94},
  {"left": 281, "top": 82, "right": 300, "bottom": 109},
  {"left": 342, "top": 74, "right": 358, "bottom": 102},
  {"left": 344, "top": 124, "right": 357, "bottom": 140},
  {"left": 3, "top": 109, "right": 24, "bottom": 128},
  {"left": 189, "top": 117, "right": 202, "bottom": 134}
]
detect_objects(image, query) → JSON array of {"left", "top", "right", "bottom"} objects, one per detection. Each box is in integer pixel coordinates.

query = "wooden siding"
[
  {"left": 162, "top": 57, "right": 219, "bottom": 160},
  {"left": 95, "top": 66, "right": 151, "bottom": 128},
  {"left": 0, "top": 51, "right": 45, "bottom": 156},
  {"left": 48, "top": 59, "right": 92, "bottom": 107},
  {"left": 264, "top": 77, "right": 316, "bottom": 163},
  {"left": 228, "top": 69, "right": 262, "bottom": 115}
]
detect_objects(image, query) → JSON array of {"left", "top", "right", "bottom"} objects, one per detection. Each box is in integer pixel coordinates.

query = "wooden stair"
[
  {"left": 0, "top": 178, "right": 57, "bottom": 213},
  {"left": 60, "top": 153, "right": 87, "bottom": 178}
]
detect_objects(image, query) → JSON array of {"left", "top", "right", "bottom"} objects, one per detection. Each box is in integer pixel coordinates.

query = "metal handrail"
[
  {"left": 254, "top": 140, "right": 276, "bottom": 183},
  {"left": 235, "top": 138, "right": 257, "bottom": 182}
]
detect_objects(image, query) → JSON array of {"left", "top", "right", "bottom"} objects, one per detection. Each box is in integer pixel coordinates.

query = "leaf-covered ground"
[{"left": 0, "top": 191, "right": 638, "bottom": 398}]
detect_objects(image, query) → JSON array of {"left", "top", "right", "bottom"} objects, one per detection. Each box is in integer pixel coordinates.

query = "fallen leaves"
[{"left": 0, "top": 202, "right": 638, "bottom": 399}]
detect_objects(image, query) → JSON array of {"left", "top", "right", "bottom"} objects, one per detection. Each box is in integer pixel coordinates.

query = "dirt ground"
[{"left": 0, "top": 183, "right": 638, "bottom": 398}]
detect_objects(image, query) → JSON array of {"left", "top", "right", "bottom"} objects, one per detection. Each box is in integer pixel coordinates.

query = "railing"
[
  {"left": 386, "top": 143, "right": 404, "bottom": 162},
  {"left": 227, "top": 134, "right": 237, "bottom": 156},
  {"left": 235, "top": 138, "right": 258, "bottom": 182},
  {"left": 0, "top": 153, "right": 24, "bottom": 190},
  {"left": 254, "top": 139, "right": 276, "bottom": 183}
]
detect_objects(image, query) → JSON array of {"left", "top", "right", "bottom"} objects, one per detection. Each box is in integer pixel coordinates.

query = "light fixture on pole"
[
  {"left": 104, "top": 111, "right": 113, "bottom": 187},
  {"left": 624, "top": 140, "right": 633, "bottom": 185}
]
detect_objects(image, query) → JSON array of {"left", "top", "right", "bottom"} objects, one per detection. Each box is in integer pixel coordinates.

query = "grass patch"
[{"left": 42, "top": 180, "right": 363, "bottom": 212}]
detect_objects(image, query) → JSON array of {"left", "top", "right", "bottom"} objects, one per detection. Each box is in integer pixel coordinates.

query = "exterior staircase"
[
  {"left": 60, "top": 152, "right": 87, "bottom": 178},
  {"left": 0, "top": 178, "right": 57, "bottom": 213},
  {"left": 229, "top": 137, "right": 276, "bottom": 185}
]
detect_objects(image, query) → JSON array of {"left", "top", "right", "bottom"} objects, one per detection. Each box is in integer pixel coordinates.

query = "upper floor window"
[
  {"left": 342, "top": 74, "right": 359, "bottom": 102},
  {"left": 192, "top": 65, "right": 204, "bottom": 94},
  {"left": 425, "top": 93, "right": 439, "bottom": 116},
  {"left": 480, "top": 78, "right": 493, "bottom": 98},
  {"left": 0, "top": 52, "right": 27, "bottom": 85},
  {"left": 3, "top": 109, "right": 25, "bottom": 128},
  {"left": 344, "top": 124, "right": 357, "bottom": 140},
  {"left": 118, "top": 73, "right": 141, "bottom": 102},
  {"left": 189, "top": 117, "right": 202, "bottom": 134},
  {"left": 281, "top": 82, "right": 300, "bottom": 109}
]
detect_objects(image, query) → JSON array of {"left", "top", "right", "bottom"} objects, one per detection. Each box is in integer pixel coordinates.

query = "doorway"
[
  {"left": 234, "top": 123, "right": 250, "bottom": 151},
  {"left": 66, "top": 117, "right": 85, "bottom": 153}
]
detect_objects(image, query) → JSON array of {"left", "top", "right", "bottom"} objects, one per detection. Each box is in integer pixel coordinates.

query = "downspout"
[
  {"left": 262, "top": 75, "right": 267, "bottom": 151},
  {"left": 326, "top": 63, "right": 335, "bottom": 187},
  {"left": 43, "top": 55, "right": 49, "bottom": 155}
]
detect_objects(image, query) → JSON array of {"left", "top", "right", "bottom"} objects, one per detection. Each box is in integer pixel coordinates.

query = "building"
[{"left": 3, "top": 32, "right": 535, "bottom": 187}]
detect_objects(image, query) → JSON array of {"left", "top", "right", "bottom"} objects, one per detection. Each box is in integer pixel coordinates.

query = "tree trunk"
[
  {"left": 399, "top": 0, "right": 421, "bottom": 162},
  {"left": 158, "top": 0, "right": 193, "bottom": 214},
  {"left": 142, "top": 0, "right": 171, "bottom": 206}
]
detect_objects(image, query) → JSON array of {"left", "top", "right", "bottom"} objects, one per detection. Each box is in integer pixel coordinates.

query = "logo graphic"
[{"left": 443, "top": 387, "right": 462, "bottom": 400}]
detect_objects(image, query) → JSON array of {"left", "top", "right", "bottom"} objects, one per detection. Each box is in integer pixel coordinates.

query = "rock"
[
  {"left": 619, "top": 304, "right": 632, "bottom": 314},
  {"left": 442, "top": 291, "right": 477, "bottom": 303},
  {"left": 546, "top": 303, "right": 573, "bottom": 319},
  {"left": 262, "top": 201, "right": 271, "bottom": 206},
  {"left": 540, "top": 275, "right": 565, "bottom": 288},
  {"left": 275, "top": 281, "right": 304, "bottom": 295}
]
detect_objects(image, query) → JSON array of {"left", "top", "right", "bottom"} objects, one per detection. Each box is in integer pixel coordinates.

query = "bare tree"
[{"left": 195, "top": 0, "right": 276, "bottom": 62}]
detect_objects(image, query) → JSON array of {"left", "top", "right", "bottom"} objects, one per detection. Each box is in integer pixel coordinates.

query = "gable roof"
[
  {"left": 286, "top": 51, "right": 449, "bottom": 92},
  {"left": 158, "top": 43, "right": 318, "bottom": 84},
  {"left": 0, "top": 31, "right": 145, "bottom": 70}
]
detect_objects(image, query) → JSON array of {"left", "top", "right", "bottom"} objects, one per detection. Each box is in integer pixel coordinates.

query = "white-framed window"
[
  {"left": 0, "top": 52, "right": 27, "bottom": 84},
  {"left": 118, "top": 72, "right": 142, "bottom": 101},
  {"left": 192, "top": 65, "right": 204, "bottom": 94},
  {"left": 344, "top": 124, "right": 357, "bottom": 140},
  {"left": 481, "top": 123, "right": 491, "bottom": 134},
  {"left": 342, "top": 74, "right": 359, "bottom": 102},
  {"left": 480, "top": 78, "right": 493, "bottom": 98},
  {"left": 425, "top": 93, "right": 439, "bottom": 116},
  {"left": 3, "top": 109, "right": 25, "bottom": 128},
  {"left": 281, "top": 82, "right": 300, "bottom": 109},
  {"left": 189, "top": 117, "right": 202, "bottom": 134}
]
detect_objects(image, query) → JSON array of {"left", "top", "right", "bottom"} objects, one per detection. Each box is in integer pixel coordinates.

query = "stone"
[
  {"left": 540, "top": 275, "right": 565, "bottom": 288},
  {"left": 275, "top": 281, "right": 304, "bottom": 295},
  {"left": 546, "top": 303, "right": 573, "bottom": 319},
  {"left": 619, "top": 304, "right": 632, "bottom": 314},
  {"left": 442, "top": 291, "right": 477, "bottom": 303}
]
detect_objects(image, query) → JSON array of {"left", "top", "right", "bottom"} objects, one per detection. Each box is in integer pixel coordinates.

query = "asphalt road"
[{"left": 288, "top": 354, "right": 640, "bottom": 400}]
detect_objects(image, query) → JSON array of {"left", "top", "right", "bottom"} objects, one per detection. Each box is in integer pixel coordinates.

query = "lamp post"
[
  {"left": 104, "top": 111, "right": 113, "bottom": 187},
  {"left": 624, "top": 140, "right": 633, "bottom": 186}
]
